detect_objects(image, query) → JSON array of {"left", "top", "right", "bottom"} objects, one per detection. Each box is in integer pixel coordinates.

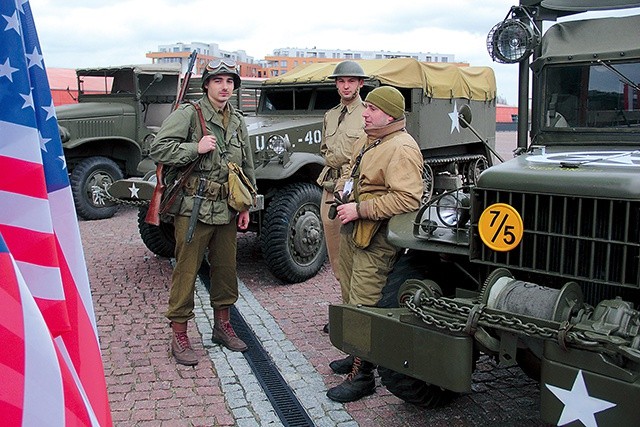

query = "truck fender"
[{"left": 255, "top": 152, "right": 324, "bottom": 181}]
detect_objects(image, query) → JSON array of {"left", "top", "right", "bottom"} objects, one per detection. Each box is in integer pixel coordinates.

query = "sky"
[{"left": 27, "top": 0, "right": 640, "bottom": 106}]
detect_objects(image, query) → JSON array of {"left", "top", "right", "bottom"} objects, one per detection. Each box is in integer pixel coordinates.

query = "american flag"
[{"left": 0, "top": 1, "right": 111, "bottom": 425}]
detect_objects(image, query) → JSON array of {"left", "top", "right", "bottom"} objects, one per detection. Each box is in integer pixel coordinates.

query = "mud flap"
[
  {"left": 329, "top": 304, "right": 474, "bottom": 393},
  {"left": 540, "top": 342, "right": 640, "bottom": 426}
]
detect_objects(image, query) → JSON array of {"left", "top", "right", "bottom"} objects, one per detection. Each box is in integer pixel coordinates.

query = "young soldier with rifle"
[{"left": 150, "top": 59, "right": 256, "bottom": 366}]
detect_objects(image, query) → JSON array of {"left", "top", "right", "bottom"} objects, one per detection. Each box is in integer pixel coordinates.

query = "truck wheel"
[
  {"left": 137, "top": 206, "right": 175, "bottom": 258},
  {"left": 378, "top": 367, "right": 456, "bottom": 408},
  {"left": 70, "top": 156, "right": 123, "bottom": 220},
  {"left": 261, "top": 182, "right": 327, "bottom": 283}
]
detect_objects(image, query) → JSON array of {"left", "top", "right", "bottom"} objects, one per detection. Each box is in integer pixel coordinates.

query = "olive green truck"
[{"left": 329, "top": 1, "right": 640, "bottom": 425}]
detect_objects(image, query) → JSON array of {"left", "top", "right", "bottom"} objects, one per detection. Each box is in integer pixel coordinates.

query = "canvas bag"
[{"left": 227, "top": 160, "right": 257, "bottom": 212}]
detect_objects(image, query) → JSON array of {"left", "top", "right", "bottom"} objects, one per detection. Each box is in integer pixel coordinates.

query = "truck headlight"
[
  {"left": 267, "top": 135, "right": 290, "bottom": 156},
  {"left": 486, "top": 7, "right": 540, "bottom": 64},
  {"left": 436, "top": 190, "right": 470, "bottom": 228},
  {"left": 58, "top": 125, "right": 70, "bottom": 143}
]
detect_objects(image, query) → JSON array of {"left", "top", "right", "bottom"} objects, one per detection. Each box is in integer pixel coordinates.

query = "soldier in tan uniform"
[
  {"left": 326, "top": 86, "right": 424, "bottom": 403},
  {"left": 150, "top": 59, "right": 256, "bottom": 366},
  {"left": 317, "top": 60, "right": 366, "bottom": 334}
]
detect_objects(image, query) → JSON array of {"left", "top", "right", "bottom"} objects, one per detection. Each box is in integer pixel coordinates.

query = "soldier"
[
  {"left": 317, "top": 60, "right": 367, "bottom": 334},
  {"left": 327, "top": 86, "right": 424, "bottom": 402},
  {"left": 150, "top": 59, "right": 256, "bottom": 366}
]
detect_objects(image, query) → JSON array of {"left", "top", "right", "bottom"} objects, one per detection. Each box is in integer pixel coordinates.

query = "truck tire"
[
  {"left": 378, "top": 367, "right": 455, "bottom": 408},
  {"left": 137, "top": 206, "right": 175, "bottom": 258},
  {"left": 261, "top": 182, "right": 327, "bottom": 283},
  {"left": 70, "top": 156, "right": 123, "bottom": 220}
]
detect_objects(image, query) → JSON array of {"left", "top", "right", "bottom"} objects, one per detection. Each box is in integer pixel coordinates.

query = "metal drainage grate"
[{"left": 198, "top": 263, "right": 315, "bottom": 427}]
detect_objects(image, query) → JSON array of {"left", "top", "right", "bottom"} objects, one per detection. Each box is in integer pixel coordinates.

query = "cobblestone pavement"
[{"left": 81, "top": 131, "right": 549, "bottom": 426}]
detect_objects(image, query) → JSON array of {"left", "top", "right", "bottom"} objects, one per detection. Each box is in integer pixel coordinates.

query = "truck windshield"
[{"left": 543, "top": 61, "right": 640, "bottom": 129}]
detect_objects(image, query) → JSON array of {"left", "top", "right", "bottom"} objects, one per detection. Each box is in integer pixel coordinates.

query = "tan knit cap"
[{"left": 364, "top": 86, "right": 405, "bottom": 119}]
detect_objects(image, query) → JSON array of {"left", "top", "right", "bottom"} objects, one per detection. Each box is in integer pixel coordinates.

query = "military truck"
[
  {"left": 329, "top": 1, "right": 640, "bottom": 425},
  {"left": 110, "top": 58, "right": 496, "bottom": 284},
  {"left": 56, "top": 64, "right": 183, "bottom": 220}
]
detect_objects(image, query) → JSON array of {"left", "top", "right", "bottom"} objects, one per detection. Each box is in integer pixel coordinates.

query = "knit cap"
[{"left": 364, "top": 86, "right": 405, "bottom": 119}]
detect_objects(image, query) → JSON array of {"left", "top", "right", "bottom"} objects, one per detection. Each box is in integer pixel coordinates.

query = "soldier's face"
[
  {"left": 335, "top": 77, "right": 363, "bottom": 102},
  {"left": 205, "top": 74, "right": 235, "bottom": 107},
  {"left": 362, "top": 102, "right": 394, "bottom": 129}
]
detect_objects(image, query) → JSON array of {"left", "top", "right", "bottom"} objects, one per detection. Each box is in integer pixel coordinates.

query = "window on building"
[
  {"left": 280, "top": 60, "right": 287, "bottom": 67},
  {"left": 441, "top": 57, "right": 448, "bottom": 63},
  {"left": 426, "top": 56, "right": 431, "bottom": 62}
]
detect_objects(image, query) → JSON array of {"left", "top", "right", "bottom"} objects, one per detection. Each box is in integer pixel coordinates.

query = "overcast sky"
[{"left": 27, "top": 0, "right": 640, "bottom": 106}]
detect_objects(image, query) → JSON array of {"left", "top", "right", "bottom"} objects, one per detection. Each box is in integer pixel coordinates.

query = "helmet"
[
  {"left": 328, "top": 60, "right": 368, "bottom": 79},
  {"left": 202, "top": 58, "right": 241, "bottom": 90}
]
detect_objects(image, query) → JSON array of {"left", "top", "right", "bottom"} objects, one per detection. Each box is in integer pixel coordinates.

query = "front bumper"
[{"left": 328, "top": 304, "right": 474, "bottom": 393}]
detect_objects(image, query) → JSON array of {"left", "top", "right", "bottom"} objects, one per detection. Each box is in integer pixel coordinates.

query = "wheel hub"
[{"left": 291, "top": 210, "right": 322, "bottom": 259}]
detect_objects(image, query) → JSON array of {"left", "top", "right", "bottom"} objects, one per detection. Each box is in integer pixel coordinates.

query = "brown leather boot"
[
  {"left": 170, "top": 321, "right": 198, "bottom": 366},
  {"left": 212, "top": 307, "right": 248, "bottom": 352}
]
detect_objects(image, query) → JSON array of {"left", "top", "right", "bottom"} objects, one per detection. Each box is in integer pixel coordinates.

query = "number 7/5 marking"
[{"left": 479, "top": 204, "right": 523, "bottom": 252}]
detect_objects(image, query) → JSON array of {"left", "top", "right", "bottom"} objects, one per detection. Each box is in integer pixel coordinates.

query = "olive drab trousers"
[
  {"left": 337, "top": 223, "right": 400, "bottom": 306},
  {"left": 166, "top": 215, "right": 239, "bottom": 324},
  {"left": 320, "top": 188, "right": 342, "bottom": 281}
]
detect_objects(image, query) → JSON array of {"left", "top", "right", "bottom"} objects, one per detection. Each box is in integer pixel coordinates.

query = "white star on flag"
[
  {"left": 448, "top": 100, "right": 460, "bottom": 133},
  {"left": 546, "top": 370, "right": 616, "bottom": 427},
  {"left": 129, "top": 182, "right": 140, "bottom": 198}
]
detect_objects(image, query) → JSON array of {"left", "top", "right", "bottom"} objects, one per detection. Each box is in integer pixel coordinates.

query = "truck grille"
[
  {"left": 78, "top": 120, "right": 116, "bottom": 137},
  {"left": 471, "top": 189, "right": 640, "bottom": 297}
]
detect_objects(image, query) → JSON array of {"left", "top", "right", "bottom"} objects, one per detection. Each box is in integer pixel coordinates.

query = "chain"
[
  {"left": 405, "top": 293, "right": 591, "bottom": 345},
  {"left": 92, "top": 185, "right": 150, "bottom": 207}
]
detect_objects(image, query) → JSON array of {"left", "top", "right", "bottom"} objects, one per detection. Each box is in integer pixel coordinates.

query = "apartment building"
[{"left": 146, "top": 42, "right": 460, "bottom": 78}]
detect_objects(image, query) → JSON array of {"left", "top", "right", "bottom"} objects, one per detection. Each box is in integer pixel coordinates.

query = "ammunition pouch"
[
  {"left": 351, "top": 193, "right": 383, "bottom": 249},
  {"left": 352, "top": 219, "right": 383, "bottom": 249},
  {"left": 184, "top": 175, "right": 227, "bottom": 201}
]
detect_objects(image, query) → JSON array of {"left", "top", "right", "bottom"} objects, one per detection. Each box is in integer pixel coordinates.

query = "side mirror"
[{"left": 458, "top": 104, "right": 472, "bottom": 128}]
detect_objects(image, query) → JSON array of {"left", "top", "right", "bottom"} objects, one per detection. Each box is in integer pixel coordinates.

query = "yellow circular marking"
[{"left": 478, "top": 203, "right": 523, "bottom": 252}]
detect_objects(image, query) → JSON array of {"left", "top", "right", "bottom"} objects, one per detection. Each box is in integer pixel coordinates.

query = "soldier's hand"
[
  {"left": 336, "top": 202, "right": 358, "bottom": 224},
  {"left": 237, "top": 210, "right": 250, "bottom": 230},
  {"left": 198, "top": 135, "right": 217, "bottom": 154}
]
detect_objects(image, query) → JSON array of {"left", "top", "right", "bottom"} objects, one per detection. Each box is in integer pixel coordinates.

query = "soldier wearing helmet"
[
  {"left": 149, "top": 58, "right": 256, "bottom": 366},
  {"left": 317, "top": 60, "right": 367, "bottom": 337}
]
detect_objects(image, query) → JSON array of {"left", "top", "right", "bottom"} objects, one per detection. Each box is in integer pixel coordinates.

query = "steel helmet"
[
  {"left": 202, "top": 58, "right": 241, "bottom": 90},
  {"left": 328, "top": 60, "right": 368, "bottom": 79}
]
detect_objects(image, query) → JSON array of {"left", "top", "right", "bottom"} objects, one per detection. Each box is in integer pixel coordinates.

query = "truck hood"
[
  {"left": 56, "top": 102, "right": 136, "bottom": 120},
  {"left": 244, "top": 115, "right": 323, "bottom": 135},
  {"left": 478, "top": 147, "right": 640, "bottom": 200}
]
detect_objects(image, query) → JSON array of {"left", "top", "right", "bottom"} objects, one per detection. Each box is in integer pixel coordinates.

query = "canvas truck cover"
[
  {"left": 265, "top": 58, "right": 496, "bottom": 101},
  {"left": 534, "top": 13, "right": 640, "bottom": 68}
]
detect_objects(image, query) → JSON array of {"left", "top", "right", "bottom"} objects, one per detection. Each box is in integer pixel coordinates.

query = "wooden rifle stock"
[
  {"left": 144, "top": 163, "right": 165, "bottom": 225},
  {"left": 144, "top": 50, "right": 198, "bottom": 225}
]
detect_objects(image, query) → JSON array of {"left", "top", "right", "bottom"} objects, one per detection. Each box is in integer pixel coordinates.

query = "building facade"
[{"left": 146, "top": 43, "right": 460, "bottom": 78}]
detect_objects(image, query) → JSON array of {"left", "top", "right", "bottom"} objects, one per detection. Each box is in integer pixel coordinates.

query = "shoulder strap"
[{"left": 188, "top": 100, "right": 208, "bottom": 136}]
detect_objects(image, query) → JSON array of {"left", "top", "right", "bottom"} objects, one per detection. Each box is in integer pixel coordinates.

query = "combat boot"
[
  {"left": 213, "top": 307, "right": 248, "bottom": 352},
  {"left": 329, "top": 354, "right": 354, "bottom": 374},
  {"left": 170, "top": 321, "right": 198, "bottom": 366},
  {"left": 326, "top": 356, "right": 375, "bottom": 402}
]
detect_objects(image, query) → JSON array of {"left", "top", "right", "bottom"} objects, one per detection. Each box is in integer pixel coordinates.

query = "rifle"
[{"left": 145, "top": 50, "right": 198, "bottom": 226}]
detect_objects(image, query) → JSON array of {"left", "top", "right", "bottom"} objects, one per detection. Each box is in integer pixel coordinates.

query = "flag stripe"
[
  {"left": 0, "top": 155, "right": 48, "bottom": 198},
  {"left": 0, "top": 121, "right": 41, "bottom": 163},
  {"left": 0, "top": 224, "right": 58, "bottom": 266},
  {"left": 0, "top": 191, "right": 53, "bottom": 234}
]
